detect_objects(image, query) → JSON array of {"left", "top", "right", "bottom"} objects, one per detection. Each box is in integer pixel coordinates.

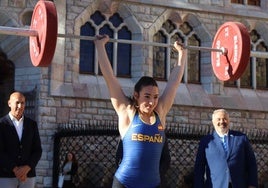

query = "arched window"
[
  {"left": 231, "top": 0, "right": 260, "bottom": 6},
  {"left": 153, "top": 21, "right": 200, "bottom": 83},
  {"left": 79, "top": 11, "right": 131, "bottom": 77},
  {"left": 153, "top": 31, "right": 167, "bottom": 79},
  {"left": 255, "top": 42, "right": 268, "bottom": 89},
  {"left": 187, "top": 34, "right": 200, "bottom": 83},
  {"left": 225, "top": 29, "right": 268, "bottom": 89},
  {"left": 239, "top": 58, "right": 252, "bottom": 88}
]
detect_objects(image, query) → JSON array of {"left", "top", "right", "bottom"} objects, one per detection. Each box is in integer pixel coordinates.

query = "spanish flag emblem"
[{"left": 158, "top": 124, "right": 164, "bottom": 130}]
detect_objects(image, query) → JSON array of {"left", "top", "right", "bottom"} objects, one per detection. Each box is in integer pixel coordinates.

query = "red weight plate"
[
  {"left": 231, "top": 23, "right": 251, "bottom": 80},
  {"left": 211, "top": 22, "right": 250, "bottom": 81},
  {"left": 29, "top": 1, "right": 58, "bottom": 67}
]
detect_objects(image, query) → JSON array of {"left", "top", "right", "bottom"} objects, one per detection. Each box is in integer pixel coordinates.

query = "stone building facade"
[{"left": 1, "top": 0, "right": 268, "bottom": 187}]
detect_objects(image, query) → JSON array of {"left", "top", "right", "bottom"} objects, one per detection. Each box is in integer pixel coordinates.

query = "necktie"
[{"left": 222, "top": 135, "right": 228, "bottom": 154}]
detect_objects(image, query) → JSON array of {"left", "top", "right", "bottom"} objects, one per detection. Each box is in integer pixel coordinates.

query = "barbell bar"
[
  {"left": 0, "top": 0, "right": 268, "bottom": 81},
  {"left": 1, "top": 26, "right": 267, "bottom": 59},
  {"left": 0, "top": 26, "right": 224, "bottom": 53},
  {"left": 2, "top": 25, "right": 268, "bottom": 58}
]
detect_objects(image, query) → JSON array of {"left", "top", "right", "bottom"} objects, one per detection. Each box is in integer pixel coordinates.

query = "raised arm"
[
  {"left": 94, "top": 35, "right": 129, "bottom": 113},
  {"left": 157, "top": 42, "right": 187, "bottom": 115}
]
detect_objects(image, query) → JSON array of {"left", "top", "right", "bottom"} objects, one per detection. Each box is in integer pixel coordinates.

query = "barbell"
[{"left": 0, "top": 1, "right": 268, "bottom": 81}]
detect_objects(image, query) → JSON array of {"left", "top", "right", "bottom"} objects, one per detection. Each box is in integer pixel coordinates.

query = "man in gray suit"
[
  {"left": 0, "top": 92, "right": 42, "bottom": 188},
  {"left": 194, "top": 109, "right": 258, "bottom": 188}
]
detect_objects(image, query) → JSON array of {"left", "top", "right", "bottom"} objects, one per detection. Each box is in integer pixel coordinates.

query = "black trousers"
[
  {"left": 63, "top": 180, "right": 75, "bottom": 188},
  {"left": 229, "top": 183, "right": 233, "bottom": 188}
]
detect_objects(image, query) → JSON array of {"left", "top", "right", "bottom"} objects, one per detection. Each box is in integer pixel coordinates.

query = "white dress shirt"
[{"left": 9, "top": 113, "right": 24, "bottom": 141}]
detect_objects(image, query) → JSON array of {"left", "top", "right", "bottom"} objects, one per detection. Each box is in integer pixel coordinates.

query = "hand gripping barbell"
[{"left": 0, "top": 1, "right": 268, "bottom": 81}]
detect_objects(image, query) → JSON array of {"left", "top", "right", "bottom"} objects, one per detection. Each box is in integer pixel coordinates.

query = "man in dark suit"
[
  {"left": 0, "top": 92, "right": 42, "bottom": 188},
  {"left": 194, "top": 109, "right": 258, "bottom": 188}
]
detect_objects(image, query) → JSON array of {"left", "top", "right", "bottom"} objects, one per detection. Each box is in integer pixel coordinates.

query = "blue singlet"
[{"left": 115, "top": 111, "right": 165, "bottom": 188}]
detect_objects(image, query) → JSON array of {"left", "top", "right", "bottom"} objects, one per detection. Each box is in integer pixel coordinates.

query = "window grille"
[
  {"left": 225, "top": 30, "right": 268, "bottom": 89},
  {"left": 231, "top": 0, "right": 260, "bottom": 6},
  {"left": 79, "top": 11, "right": 131, "bottom": 77},
  {"left": 153, "top": 21, "right": 200, "bottom": 83}
]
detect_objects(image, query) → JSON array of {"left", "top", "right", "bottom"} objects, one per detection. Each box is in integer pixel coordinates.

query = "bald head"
[{"left": 8, "top": 92, "right": 25, "bottom": 120}]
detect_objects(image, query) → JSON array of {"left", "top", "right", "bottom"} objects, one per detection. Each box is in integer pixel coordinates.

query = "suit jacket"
[
  {"left": 194, "top": 130, "right": 258, "bottom": 188},
  {"left": 0, "top": 114, "right": 42, "bottom": 177}
]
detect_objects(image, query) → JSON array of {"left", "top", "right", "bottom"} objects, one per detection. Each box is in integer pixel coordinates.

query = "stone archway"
[
  {"left": 0, "top": 11, "right": 19, "bottom": 116},
  {"left": 0, "top": 49, "right": 15, "bottom": 116}
]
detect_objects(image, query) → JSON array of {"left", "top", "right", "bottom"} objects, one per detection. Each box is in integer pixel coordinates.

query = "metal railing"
[{"left": 53, "top": 121, "right": 268, "bottom": 188}]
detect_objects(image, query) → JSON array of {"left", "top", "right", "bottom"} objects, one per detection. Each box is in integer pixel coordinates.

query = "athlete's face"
[{"left": 135, "top": 85, "right": 159, "bottom": 115}]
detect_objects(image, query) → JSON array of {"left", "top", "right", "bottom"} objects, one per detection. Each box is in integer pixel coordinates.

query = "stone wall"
[{"left": 1, "top": 0, "right": 268, "bottom": 187}]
